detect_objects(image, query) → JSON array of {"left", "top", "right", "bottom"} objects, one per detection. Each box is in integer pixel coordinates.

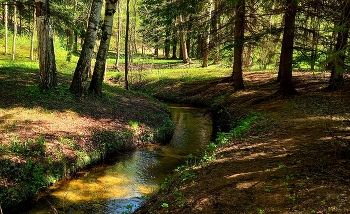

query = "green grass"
[{"left": 0, "top": 36, "right": 177, "bottom": 211}]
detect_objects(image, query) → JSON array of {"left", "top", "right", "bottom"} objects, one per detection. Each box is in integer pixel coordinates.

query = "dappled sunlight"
[{"left": 225, "top": 170, "right": 266, "bottom": 179}]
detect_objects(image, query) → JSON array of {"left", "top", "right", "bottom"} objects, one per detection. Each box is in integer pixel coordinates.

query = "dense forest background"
[
  {"left": 1, "top": 0, "right": 349, "bottom": 94},
  {"left": 1, "top": 1, "right": 350, "bottom": 213}
]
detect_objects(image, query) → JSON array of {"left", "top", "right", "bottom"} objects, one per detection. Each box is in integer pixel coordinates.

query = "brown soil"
[
  {"left": 134, "top": 72, "right": 350, "bottom": 213},
  {"left": 0, "top": 67, "right": 173, "bottom": 212}
]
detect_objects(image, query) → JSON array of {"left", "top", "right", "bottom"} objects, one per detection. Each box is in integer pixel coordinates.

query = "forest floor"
[
  {"left": 0, "top": 65, "right": 173, "bottom": 212},
  {"left": 133, "top": 71, "right": 350, "bottom": 213}
]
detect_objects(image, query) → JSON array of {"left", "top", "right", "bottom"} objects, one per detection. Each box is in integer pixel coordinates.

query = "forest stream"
[{"left": 23, "top": 104, "right": 213, "bottom": 214}]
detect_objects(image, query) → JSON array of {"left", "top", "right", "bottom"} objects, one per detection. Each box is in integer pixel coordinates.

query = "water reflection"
[{"left": 24, "top": 104, "right": 212, "bottom": 214}]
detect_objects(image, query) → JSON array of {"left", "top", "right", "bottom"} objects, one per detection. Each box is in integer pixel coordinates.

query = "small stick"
[{"left": 0, "top": 203, "right": 3, "bottom": 214}]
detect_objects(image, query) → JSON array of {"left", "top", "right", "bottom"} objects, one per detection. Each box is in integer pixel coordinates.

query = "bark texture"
[
  {"left": 277, "top": 0, "right": 298, "bottom": 95},
  {"left": 179, "top": 15, "right": 189, "bottom": 63},
  {"left": 89, "top": 0, "right": 117, "bottom": 95},
  {"left": 70, "top": 0, "right": 103, "bottom": 95},
  {"left": 36, "top": 0, "right": 57, "bottom": 90},
  {"left": 202, "top": 0, "right": 213, "bottom": 68},
  {"left": 233, "top": 0, "right": 245, "bottom": 90}
]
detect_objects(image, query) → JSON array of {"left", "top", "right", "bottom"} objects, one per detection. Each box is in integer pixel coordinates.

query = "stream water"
[{"left": 24, "top": 104, "right": 213, "bottom": 214}]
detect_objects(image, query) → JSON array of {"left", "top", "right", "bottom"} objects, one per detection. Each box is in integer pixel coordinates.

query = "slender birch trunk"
[
  {"left": 70, "top": 0, "right": 103, "bottom": 95},
  {"left": 125, "top": 0, "right": 130, "bottom": 90},
  {"left": 4, "top": 1, "right": 8, "bottom": 54},
  {"left": 30, "top": 8, "right": 36, "bottom": 60},
  {"left": 115, "top": 0, "right": 122, "bottom": 67},
  {"left": 11, "top": 3, "right": 17, "bottom": 61},
  {"left": 89, "top": 0, "right": 117, "bottom": 95}
]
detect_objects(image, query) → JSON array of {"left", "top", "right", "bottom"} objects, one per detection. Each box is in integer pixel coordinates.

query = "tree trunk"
[
  {"left": 115, "top": 0, "right": 122, "bottom": 67},
  {"left": 179, "top": 15, "right": 189, "bottom": 63},
  {"left": 165, "top": 30, "right": 171, "bottom": 59},
  {"left": 125, "top": 0, "right": 130, "bottom": 90},
  {"left": 132, "top": 0, "right": 137, "bottom": 56},
  {"left": 232, "top": 0, "right": 245, "bottom": 90},
  {"left": 4, "top": 1, "right": 8, "bottom": 54},
  {"left": 19, "top": 0, "right": 22, "bottom": 35},
  {"left": 212, "top": 0, "right": 220, "bottom": 65},
  {"left": 11, "top": 2, "right": 17, "bottom": 61},
  {"left": 66, "top": 0, "right": 76, "bottom": 62},
  {"left": 171, "top": 26, "right": 178, "bottom": 59},
  {"left": 277, "top": 0, "right": 298, "bottom": 95},
  {"left": 36, "top": 0, "right": 57, "bottom": 90},
  {"left": 327, "top": 2, "right": 350, "bottom": 90},
  {"left": 202, "top": 0, "right": 213, "bottom": 67},
  {"left": 30, "top": 8, "right": 36, "bottom": 60},
  {"left": 89, "top": 0, "right": 117, "bottom": 95},
  {"left": 70, "top": 0, "right": 103, "bottom": 96},
  {"left": 66, "top": 29, "right": 74, "bottom": 62}
]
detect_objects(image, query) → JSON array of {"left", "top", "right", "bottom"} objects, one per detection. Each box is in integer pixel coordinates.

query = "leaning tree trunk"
[
  {"left": 70, "top": 0, "right": 103, "bottom": 96},
  {"left": 327, "top": 2, "right": 350, "bottom": 90},
  {"left": 232, "top": 0, "right": 245, "bottom": 90},
  {"left": 89, "top": 0, "right": 117, "bottom": 95},
  {"left": 202, "top": 0, "right": 213, "bottom": 68},
  {"left": 36, "top": 0, "right": 57, "bottom": 90},
  {"left": 11, "top": 2, "right": 17, "bottom": 61},
  {"left": 277, "top": 0, "right": 298, "bottom": 95}
]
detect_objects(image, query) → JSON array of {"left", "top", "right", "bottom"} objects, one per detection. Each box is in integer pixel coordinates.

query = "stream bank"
[
  {"left": 22, "top": 104, "right": 213, "bottom": 214},
  {"left": 132, "top": 72, "right": 350, "bottom": 213},
  {"left": 0, "top": 67, "right": 174, "bottom": 213}
]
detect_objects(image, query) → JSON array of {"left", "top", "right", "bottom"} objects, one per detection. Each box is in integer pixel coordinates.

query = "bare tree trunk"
[
  {"left": 11, "top": 2, "right": 17, "bottom": 61},
  {"left": 179, "top": 15, "right": 189, "bottom": 63},
  {"left": 30, "top": 8, "right": 36, "bottom": 60},
  {"left": 277, "top": 0, "right": 298, "bottom": 95},
  {"left": 125, "top": 0, "right": 130, "bottom": 90},
  {"left": 4, "top": 1, "right": 8, "bottom": 54},
  {"left": 132, "top": 0, "right": 137, "bottom": 56},
  {"left": 212, "top": 0, "right": 220, "bottom": 65},
  {"left": 70, "top": 0, "right": 103, "bottom": 95},
  {"left": 36, "top": 0, "right": 57, "bottom": 90},
  {"left": 232, "top": 0, "right": 245, "bottom": 90},
  {"left": 202, "top": 0, "right": 213, "bottom": 67},
  {"left": 89, "top": 0, "right": 117, "bottom": 95},
  {"left": 66, "top": 0, "right": 77, "bottom": 62},
  {"left": 115, "top": 0, "right": 122, "bottom": 67}
]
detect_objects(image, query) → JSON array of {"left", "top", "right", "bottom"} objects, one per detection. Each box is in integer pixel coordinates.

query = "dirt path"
[{"left": 134, "top": 72, "right": 350, "bottom": 213}]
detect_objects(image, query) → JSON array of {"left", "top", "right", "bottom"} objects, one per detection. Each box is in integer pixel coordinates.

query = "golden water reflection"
[{"left": 25, "top": 104, "right": 212, "bottom": 214}]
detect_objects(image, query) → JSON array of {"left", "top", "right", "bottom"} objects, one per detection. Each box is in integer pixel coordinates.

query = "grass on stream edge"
[{"left": 0, "top": 53, "right": 175, "bottom": 212}]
